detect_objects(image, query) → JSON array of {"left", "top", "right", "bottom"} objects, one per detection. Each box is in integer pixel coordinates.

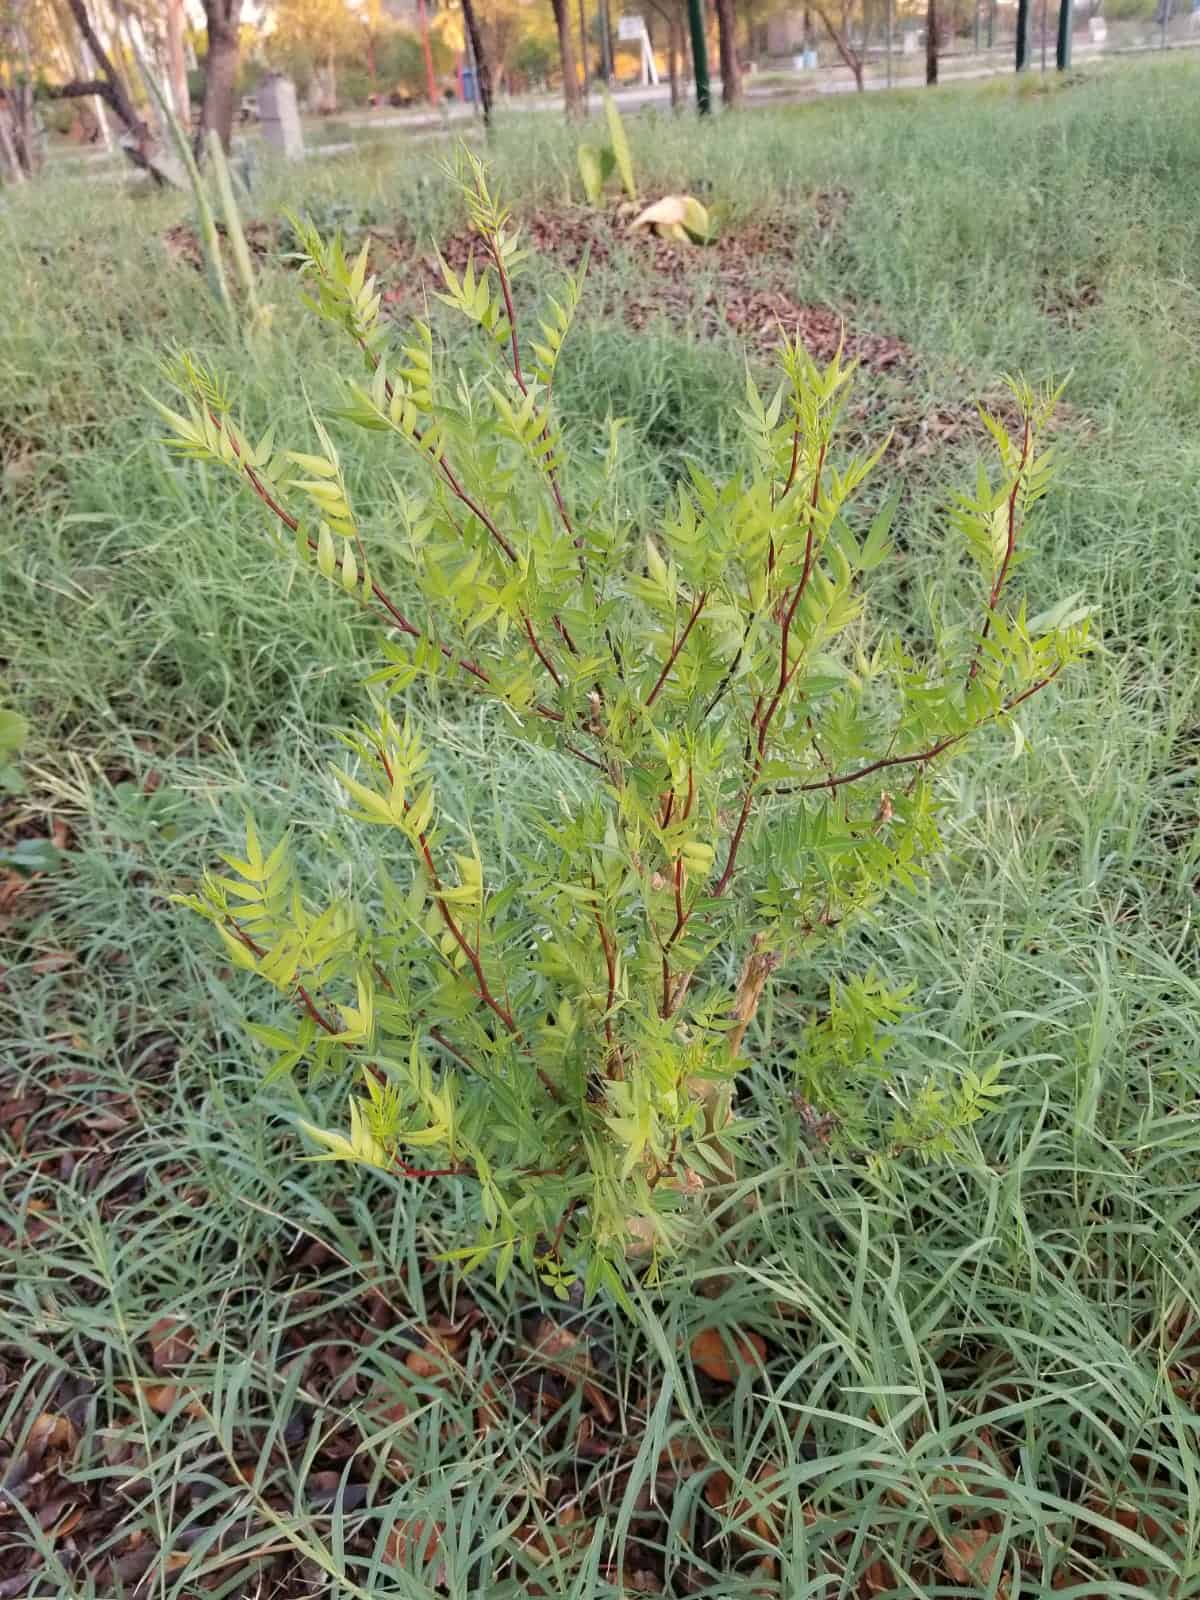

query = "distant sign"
[{"left": 617, "top": 14, "right": 646, "bottom": 39}]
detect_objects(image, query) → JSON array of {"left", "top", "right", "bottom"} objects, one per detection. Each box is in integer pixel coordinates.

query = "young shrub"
[{"left": 160, "top": 150, "right": 1090, "bottom": 1299}]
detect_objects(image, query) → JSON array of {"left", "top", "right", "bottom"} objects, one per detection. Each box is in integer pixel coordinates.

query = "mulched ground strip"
[
  {"left": 389, "top": 203, "right": 915, "bottom": 374},
  {"left": 163, "top": 201, "right": 1050, "bottom": 471},
  {"left": 163, "top": 200, "right": 914, "bottom": 375}
]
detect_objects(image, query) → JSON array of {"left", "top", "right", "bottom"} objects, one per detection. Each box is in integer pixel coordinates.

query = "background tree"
[
  {"left": 715, "top": 0, "right": 739, "bottom": 103},
  {"left": 811, "top": 0, "right": 864, "bottom": 88},
  {"left": 550, "top": 0, "right": 580, "bottom": 116},
  {"left": 164, "top": 0, "right": 187, "bottom": 127},
  {"left": 0, "top": 0, "right": 41, "bottom": 178},
  {"left": 646, "top": 0, "right": 684, "bottom": 106},
  {"left": 267, "top": 0, "right": 358, "bottom": 110},
  {"left": 48, "top": 0, "right": 167, "bottom": 173},
  {"left": 459, "top": 0, "right": 490, "bottom": 121},
  {"left": 197, "top": 0, "right": 241, "bottom": 150},
  {"left": 925, "top": 0, "right": 938, "bottom": 82}
]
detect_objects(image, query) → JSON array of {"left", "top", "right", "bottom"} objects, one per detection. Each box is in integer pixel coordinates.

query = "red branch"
[
  {"left": 645, "top": 591, "right": 707, "bottom": 709},
  {"left": 776, "top": 666, "right": 1065, "bottom": 795},
  {"left": 484, "top": 234, "right": 577, "bottom": 549},
  {"left": 524, "top": 613, "right": 564, "bottom": 688},
  {"left": 223, "top": 922, "right": 341, "bottom": 1035},
  {"left": 967, "top": 415, "right": 1032, "bottom": 687},
  {"left": 660, "top": 857, "right": 691, "bottom": 1017},
  {"left": 713, "top": 446, "right": 826, "bottom": 898},
  {"left": 592, "top": 901, "right": 618, "bottom": 1056},
  {"left": 216, "top": 419, "right": 584, "bottom": 738},
  {"left": 780, "top": 419, "right": 803, "bottom": 503}
]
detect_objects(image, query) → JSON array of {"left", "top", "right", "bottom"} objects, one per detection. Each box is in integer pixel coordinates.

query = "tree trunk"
[
  {"left": 460, "top": 0, "right": 492, "bottom": 127},
  {"left": 646, "top": 0, "right": 682, "bottom": 105},
  {"left": 715, "top": 0, "right": 741, "bottom": 103},
  {"left": 550, "top": 0, "right": 581, "bottom": 118},
  {"left": 3, "top": 0, "right": 43, "bottom": 175},
  {"left": 198, "top": 0, "right": 241, "bottom": 154},
  {"left": 812, "top": 1, "right": 864, "bottom": 86},
  {"left": 56, "top": 0, "right": 176, "bottom": 177},
  {"left": 0, "top": 105, "right": 26, "bottom": 183},
  {"left": 925, "top": 0, "right": 939, "bottom": 81},
  {"left": 165, "top": 0, "right": 190, "bottom": 128}
]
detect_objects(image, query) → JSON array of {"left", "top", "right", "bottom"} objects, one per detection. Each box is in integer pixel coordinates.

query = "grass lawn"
[{"left": 1, "top": 55, "right": 1199, "bottom": 1597}]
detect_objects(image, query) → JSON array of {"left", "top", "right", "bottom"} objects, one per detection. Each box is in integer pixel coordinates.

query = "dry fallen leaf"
[
  {"left": 148, "top": 1315, "right": 194, "bottom": 1372},
  {"left": 689, "top": 1326, "right": 767, "bottom": 1384},
  {"left": 385, "top": 1517, "right": 443, "bottom": 1567},
  {"left": 117, "top": 1381, "right": 204, "bottom": 1418},
  {"left": 858, "top": 1554, "right": 893, "bottom": 1596},
  {"left": 943, "top": 1528, "right": 1008, "bottom": 1594},
  {"left": 26, "top": 1412, "right": 79, "bottom": 1467},
  {"left": 531, "top": 1317, "right": 615, "bottom": 1425}
]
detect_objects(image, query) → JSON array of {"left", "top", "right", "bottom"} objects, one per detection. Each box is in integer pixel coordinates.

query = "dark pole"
[
  {"left": 578, "top": 0, "right": 590, "bottom": 105},
  {"left": 599, "top": 0, "right": 613, "bottom": 79},
  {"left": 1055, "top": 0, "right": 1072, "bottom": 65},
  {"left": 987, "top": 0, "right": 995, "bottom": 46},
  {"left": 1015, "top": 0, "right": 1031, "bottom": 66},
  {"left": 1040, "top": 0, "right": 1048, "bottom": 68},
  {"left": 686, "top": 0, "right": 711, "bottom": 112}
]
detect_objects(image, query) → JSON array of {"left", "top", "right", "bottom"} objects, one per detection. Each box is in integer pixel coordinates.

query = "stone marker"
[{"left": 257, "top": 74, "right": 304, "bottom": 161}]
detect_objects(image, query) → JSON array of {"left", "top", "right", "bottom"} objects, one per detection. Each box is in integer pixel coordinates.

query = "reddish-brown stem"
[
  {"left": 780, "top": 419, "right": 803, "bottom": 503},
  {"left": 592, "top": 901, "right": 618, "bottom": 1055},
  {"left": 221, "top": 418, "right": 588, "bottom": 745},
  {"left": 224, "top": 421, "right": 497, "bottom": 690},
  {"left": 340, "top": 312, "right": 522, "bottom": 566},
  {"left": 224, "top": 922, "right": 343, "bottom": 1038},
  {"left": 485, "top": 234, "right": 578, "bottom": 549},
  {"left": 967, "top": 416, "right": 1031, "bottom": 688},
  {"left": 435, "top": 454, "right": 519, "bottom": 563},
  {"left": 551, "top": 1195, "right": 583, "bottom": 1255},
  {"left": 713, "top": 785, "right": 756, "bottom": 900},
  {"left": 524, "top": 613, "right": 564, "bottom": 688},
  {"left": 409, "top": 818, "right": 518, "bottom": 1037},
  {"left": 773, "top": 666, "right": 1065, "bottom": 796},
  {"left": 370, "top": 754, "right": 563, "bottom": 1104},
  {"left": 553, "top": 616, "right": 580, "bottom": 656},
  {"left": 704, "top": 609, "right": 757, "bottom": 722},
  {"left": 645, "top": 591, "right": 707, "bottom": 709},
  {"left": 660, "top": 857, "right": 692, "bottom": 1017},
  {"left": 394, "top": 1155, "right": 471, "bottom": 1179},
  {"left": 489, "top": 239, "right": 528, "bottom": 396},
  {"left": 428, "top": 1026, "right": 480, "bottom": 1074},
  {"left": 714, "top": 445, "right": 826, "bottom": 897},
  {"left": 660, "top": 788, "right": 675, "bottom": 829},
  {"left": 565, "top": 742, "right": 607, "bottom": 772},
  {"left": 371, "top": 728, "right": 518, "bottom": 1038}
]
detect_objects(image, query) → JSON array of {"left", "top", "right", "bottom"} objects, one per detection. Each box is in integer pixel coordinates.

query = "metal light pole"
[
  {"left": 418, "top": 0, "right": 438, "bottom": 104},
  {"left": 1055, "top": 0, "right": 1072, "bottom": 66},
  {"left": 886, "top": 0, "right": 894, "bottom": 84},
  {"left": 686, "top": 0, "right": 711, "bottom": 111},
  {"left": 1015, "top": 0, "right": 1031, "bottom": 67},
  {"left": 599, "top": 0, "right": 613, "bottom": 80},
  {"left": 578, "top": 0, "right": 590, "bottom": 106}
]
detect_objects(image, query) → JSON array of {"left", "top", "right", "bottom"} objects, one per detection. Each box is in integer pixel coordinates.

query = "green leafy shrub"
[{"left": 159, "top": 149, "right": 1090, "bottom": 1298}]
